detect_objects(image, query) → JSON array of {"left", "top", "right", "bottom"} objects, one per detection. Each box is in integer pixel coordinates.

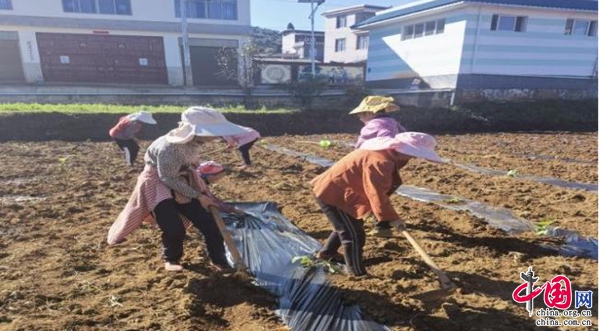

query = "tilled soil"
[{"left": 0, "top": 132, "right": 597, "bottom": 331}]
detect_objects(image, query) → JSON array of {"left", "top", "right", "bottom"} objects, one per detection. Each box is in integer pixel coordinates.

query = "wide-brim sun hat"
[
  {"left": 127, "top": 110, "right": 157, "bottom": 124},
  {"left": 349, "top": 95, "right": 400, "bottom": 115},
  {"left": 166, "top": 107, "right": 247, "bottom": 144},
  {"left": 359, "top": 132, "right": 444, "bottom": 163}
]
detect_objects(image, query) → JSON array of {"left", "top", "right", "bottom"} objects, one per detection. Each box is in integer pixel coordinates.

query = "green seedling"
[
  {"left": 506, "top": 169, "right": 519, "bottom": 178},
  {"left": 445, "top": 196, "right": 463, "bottom": 204},
  {"left": 292, "top": 255, "right": 337, "bottom": 274},
  {"left": 319, "top": 139, "right": 332, "bottom": 148},
  {"left": 535, "top": 219, "right": 555, "bottom": 236}
]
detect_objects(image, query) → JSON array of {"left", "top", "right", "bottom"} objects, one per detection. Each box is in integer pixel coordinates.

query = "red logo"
[{"left": 512, "top": 267, "right": 572, "bottom": 316}]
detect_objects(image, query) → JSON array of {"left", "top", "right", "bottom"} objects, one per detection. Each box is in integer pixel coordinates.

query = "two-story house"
[
  {"left": 353, "top": 0, "right": 598, "bottom": 100},
  {"left": 0, "top": 0, "right": 251, "bottom": 86},
  {"left": 281, "top": 28, "right": 324, "bottom": 61},
  {"left": 322, "top": 4, "right": 389, "bottom": 64}
]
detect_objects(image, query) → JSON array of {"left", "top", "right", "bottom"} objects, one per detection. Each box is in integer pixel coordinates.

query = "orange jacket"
[{"left": 311, "top": 149, "right": 405, "bottom": 222}]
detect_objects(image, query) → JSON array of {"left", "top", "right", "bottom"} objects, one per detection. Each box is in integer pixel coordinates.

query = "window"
[
  {"left": 491, "top": 14, "right": 527, "bottom": 32},
  {"left": 356, "top": 35, "right": 369, "bottom": 50},
  {"left": 335, "top": 38, "right": 346, "bottom": 52},
  {"left": 565, "top": 19, "right": 597, "bottom": 37},
  {"left": 402, "top": 19, "right": 445, "bottom": 40},
  {"left": 63, "top": 0, "right": 131, "bottom": 15},
  {"left": 0, "top": 0, "right": 12, "bottom": 10},
  {"left": 175, "top": 0, "right": 237, "bottom": 20},
  {"left": 336, "top": 15, "right": 347, "bottom": 28}
]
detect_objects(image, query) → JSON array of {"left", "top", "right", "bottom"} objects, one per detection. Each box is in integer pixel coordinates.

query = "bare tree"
[{"left": 216, "top": 41, "right": 263, "bottom": 109}]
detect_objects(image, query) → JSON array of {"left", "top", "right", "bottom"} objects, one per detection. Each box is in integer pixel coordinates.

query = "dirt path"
[{"left": 0, "top": 132, "right": 597, "bottom": 331}]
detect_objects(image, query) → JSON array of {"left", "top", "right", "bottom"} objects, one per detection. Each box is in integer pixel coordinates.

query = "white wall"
[
  {"left": 3, "top": 0, "right": 250, "bottom": 26},
  {"left": 461, "top": 5, "right": 598, "bottom": 77},
  {"left": 366, "top": 8, "right": 467, "bottom": 87},
  {"left": 324, "top": 13, "right": 370, "bottom": 63},
  {"left": 281, "top": 33, "right": 297, "bottom": 55}
]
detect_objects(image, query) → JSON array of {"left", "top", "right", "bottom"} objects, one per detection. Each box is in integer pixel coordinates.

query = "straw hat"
[
  {"left": 127, "top": 111, "right": 157, "bottom": 124},
  {"left": 359, "top": 132, "right": 444, "bottom": 163},
  {"left": 166, "top": 107, "right": 247, "bottom": 144},
  {"left": 349, "top": 96, "right": 400, "bottom": 115}
]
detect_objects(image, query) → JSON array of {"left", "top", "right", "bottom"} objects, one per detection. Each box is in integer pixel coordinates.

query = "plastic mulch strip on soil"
[
  {"left": 515, "top": 153, "right": 597, "bottom": 165},
  {"left": 260, "top": 144, "right": 598, "bottom": 259},
  {"left": 448, "top": 161, "right": 598, "bottom": 193},
  {"left": 337, "top": 140, "right": 597, "bottom": 192},
  {"left": 220, "top": 202, "right": 391, "bottom": 331}
]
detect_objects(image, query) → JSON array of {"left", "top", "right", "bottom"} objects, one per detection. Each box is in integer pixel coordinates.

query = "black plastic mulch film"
[{"left": 221, "top": 202, "right": 391, "bottom": 331}]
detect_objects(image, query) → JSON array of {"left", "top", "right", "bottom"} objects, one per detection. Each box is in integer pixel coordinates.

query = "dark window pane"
[
  {"left": 404, "top": 25, "right": 414, "bottom": 39},
  {"left": 491, "top": 14, "right": 498, "bottom": 30},
  {"left": 79, "top": 0, "right": 97, "bottom": 13},
  {"left": 99, "top": 0, "right": 116, "bottom": 14},
  {"left": 414, "top": 23, "right": 424, "bottom": 38},
  {"left": 424, "top": 21, "right": 435, "bottom": 35},
  {"left": 63, "top": 0, "right": 79, "bottom": 12},
  {"left": 589, "top": 21, "right": 597, "bottom": 36},
  {"left": 115, "top": 0, "right": 131, "bottom": 15},
  {"left": 515, "top": 16, "right": 527, "bottom": 32},
  {"left": 565, "top": 19, "right": 574, "bottom": 35},
  {"left": 436, "top": 19, "right": 445, "bottom": 33}
]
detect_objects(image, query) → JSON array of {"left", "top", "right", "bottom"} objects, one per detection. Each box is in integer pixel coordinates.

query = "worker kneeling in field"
[
  {"left": 311, "top": 132, "right": 444, "bottom": 277},
  {"left": 107, "top": 107, "right": 246, "bottom": 272}
]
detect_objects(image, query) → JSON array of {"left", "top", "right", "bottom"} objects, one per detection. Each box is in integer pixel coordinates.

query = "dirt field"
[{"left": 0, "top": 132, "right": 597, "bottom": 331}]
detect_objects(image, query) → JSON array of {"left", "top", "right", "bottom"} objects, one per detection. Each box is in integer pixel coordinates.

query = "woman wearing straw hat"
[
  {"left": 349, "top": 96, "right": 406, "bottom": 149},
  {"left": 109, "top": 110, "right": 157, "bottom": 166},
  {"left": 107, "top": 107, "right": 247, "bottom": 272},
  {"left": 311, "top": 132, "right": 444, "bottom": 277}
]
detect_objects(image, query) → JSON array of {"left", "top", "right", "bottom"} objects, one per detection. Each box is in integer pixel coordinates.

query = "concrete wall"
[{"left": 2, "top": 0, "right": 250, "bottom": 26}]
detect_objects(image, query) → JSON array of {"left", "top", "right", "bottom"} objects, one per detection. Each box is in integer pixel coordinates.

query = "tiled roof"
[{"left": 353, "top": 0, "right": 598, "bottom": 28}]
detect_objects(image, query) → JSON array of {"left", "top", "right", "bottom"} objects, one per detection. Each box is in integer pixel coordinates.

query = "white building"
[
  {"left": 281, "top": 28, "right": 324, "bottom": 61},
  {"left": 322, "top": 4, "right": 389, "bottom": 64},
  {"left": 0, "top": 0, "right": 251, "bottom": 86},
  {"left": 354, "top": 0, "right": 598, "bottom": 97}
]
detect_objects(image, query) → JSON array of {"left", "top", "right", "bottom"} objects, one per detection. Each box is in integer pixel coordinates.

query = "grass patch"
[{"left": 0, "top": 103, "right": 295, "bottom": 114}]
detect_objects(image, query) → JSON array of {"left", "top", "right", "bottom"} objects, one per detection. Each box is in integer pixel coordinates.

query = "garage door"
[
  {"left": 36, "top": 33, "right": 167, "bottom": 85},
  {"left": 0, "top": 31, "right": 25, "bottom": 83}
]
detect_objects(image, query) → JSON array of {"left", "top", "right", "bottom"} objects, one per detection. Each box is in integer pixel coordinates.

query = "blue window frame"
[
  {"left": 63, "top": 0, "right": 131, "bottom": 15},
  {"left": 175, "top": 0, "right": 237, "bottom": 20},
  {"left": 0, "top": 0, "right": 12, "bottom": 10}
]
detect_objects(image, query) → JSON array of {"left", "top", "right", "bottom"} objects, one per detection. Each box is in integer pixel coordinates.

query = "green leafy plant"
[
  {"left": 58, "top": 156, "right": 70, "bottom": 172},
  {"left": 445, "top": 196, "right": 463, "bottom": 204},
  {"left": 535, "top": 219, "right": 555, "bottom": 236},
  {"left": 292, "top": 255, "right": 337, "bottom": 274},
  {"left": 506, "top": 169, "right": 519, "bottom": 177}
]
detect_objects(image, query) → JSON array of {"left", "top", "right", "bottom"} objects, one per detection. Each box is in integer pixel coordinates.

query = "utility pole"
[
  {"left": 180, "top": 0, "right": 193, "bottom": 86},
  {"left": 299, "top": 0, "right": 324, "bottom": 77}
]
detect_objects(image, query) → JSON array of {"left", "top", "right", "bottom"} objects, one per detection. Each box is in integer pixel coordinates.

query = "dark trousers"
[
  {"left": 114, "top": 138, "right": 139, "bottom": 166},
  {"left": 238, "top": 139, "right": 258, "bottom": 165},
  {"left": 153, "top": 199, "right": 228, "bottom": 266},
  {"left": 316, "top": 198, "right": 367, "bottom": 276}
]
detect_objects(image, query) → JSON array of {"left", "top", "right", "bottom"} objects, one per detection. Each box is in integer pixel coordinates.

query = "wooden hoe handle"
[
  {"left": 400, "top": 230, "right": 456, "bottom": 290},
  {"left": 209, "top": 206, "right": 247, "bottom": 271}
]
